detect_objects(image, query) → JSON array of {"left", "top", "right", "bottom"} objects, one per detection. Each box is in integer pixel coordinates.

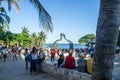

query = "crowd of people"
[
  {"left": 45, "top": 46, "right": 95, "bottom": 74},
  {"left": 0, "top": 45, "right": 95, "bottom": 75},
  {"left": 23, "top": 47, "right": 46, "bottom": 75},
  {"left": 0, "top": 46, "right": 46, "bottom": 75},
  {"left": 1, "top": 45, "right": 120, "bottom": 76},
  {"left": 0, "top": 46, "right": 19, "bottom": 62}
]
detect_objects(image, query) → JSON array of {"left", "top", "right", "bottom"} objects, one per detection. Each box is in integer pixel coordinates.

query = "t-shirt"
[
  {"left": 58, "top": 58, "right": 64, "bottom": 67},
  {"left": 31, "top": 53, "right": 38, "bottom": 60},
  {"left": 51, "top": 49, "right": 56, "bottom": 56},
  {"left": 77, "top": 58, "right": 87, "bottom": 72},
  {"left": 39, "top": 51, "right": 45, "bottom": 59},
  {"left": 65, "top": 55, "right": 75, "bottom": 69}
]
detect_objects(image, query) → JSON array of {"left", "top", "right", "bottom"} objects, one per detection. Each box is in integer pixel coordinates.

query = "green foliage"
[
  {"left": 0, "top": 30, "right": 14, "bottom": 46},
  {"left": 0, "top": 27, "right": 47, "bottom": 48},
  {"left": 78, "top": 34, "right": 96, "bottom": 44},
  {"left": 18, "top": 27, "right": 31, "bottom": 47},
  {"left": 30, "top": 32, "right": 37, "bottom": 46},
  {"left": 0, "top": 7, "right": 10, "bottom": 35},
  {"left": 0, "top": 0, "right": 52, "bottom": 47},
  {"left": 37, "top": 31, "right": 47, "bottom": 47},
  {"left": 0, "top": 7, "right": 10, "bottom": 26}
]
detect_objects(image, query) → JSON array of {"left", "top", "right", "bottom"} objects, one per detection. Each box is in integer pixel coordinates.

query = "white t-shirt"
[
  {"left": 39, "top": 51, "right": 45, "bottom": 59},
  {"left": 31, "top": 53, "right": 38, "bottom": 60}
]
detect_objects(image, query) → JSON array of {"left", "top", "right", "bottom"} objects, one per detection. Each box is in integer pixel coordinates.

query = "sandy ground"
[{"left": 0, "top": 54, "right": 58, "bottom": 80}]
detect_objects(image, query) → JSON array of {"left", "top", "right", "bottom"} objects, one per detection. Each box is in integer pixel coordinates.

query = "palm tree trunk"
[
  {"left": 8, "top": 40, "right": 10, "bottom": 47},
  {"left": 91, "top": 0, "right": 120, "bottom": 80},
  {"left": 18, "top": 41, "right": 20, "bottom": 47}
]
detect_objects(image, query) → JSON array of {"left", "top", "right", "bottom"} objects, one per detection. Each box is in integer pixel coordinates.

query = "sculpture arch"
[{"left": 53, "top": 33, "right": 73, "bottom": 49}]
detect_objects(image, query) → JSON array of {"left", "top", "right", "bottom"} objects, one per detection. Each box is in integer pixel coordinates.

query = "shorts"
[
  {"left": 37, "top": 59, "right": 43, "bottom": 65},
  {"left": 3, "top": 54, "right": 7, "bottom": 58}
]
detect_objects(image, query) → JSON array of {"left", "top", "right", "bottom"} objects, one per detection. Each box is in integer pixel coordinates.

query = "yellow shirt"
[{"left": 87, "top": 58, "right": 93, "bottom": 74}]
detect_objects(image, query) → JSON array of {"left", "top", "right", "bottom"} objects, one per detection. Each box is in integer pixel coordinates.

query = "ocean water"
[{"left": 43, "top": 43, "right": 87, "bottom": 49}]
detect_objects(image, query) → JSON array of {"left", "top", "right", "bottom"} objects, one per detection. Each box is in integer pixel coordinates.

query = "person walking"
[
  {"left": 12, "top": 47, "right": 17, "bottom": 61},
  {"left": 37, "top": 48, "right": 46, "bottom": 72},
  {"left": 29, "top": 47, "right": 38, "bottom": 75},
  {"left": 51, "top": 48, "right": 56, "bottom": 62},
  {"left": 24, "top": 48, "right": 29, "bottom": 70},
  {"left": 3, "top": 49, "right": 7, "bottom": 62}
]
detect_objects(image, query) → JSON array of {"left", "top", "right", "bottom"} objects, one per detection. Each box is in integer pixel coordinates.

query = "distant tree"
[
  {"left": 20, "top": 27, "right": 31, "bottom": 47},
  {"left": 14, "top": 33, "right": 22, "bottom": 46},
  {"left": 78, "top": 34, "right": 95, "bottom": 44},
  {"left": 12, "top": 27, "right": 31, "bottom": 47},
  {"left": 78, "top": 34, "right": 95, "bottom": 48},
  {"left": 21, "top": 26, "right": 29, "bottom": 34},
  {"left": 0, "top": 30, "right": 13, "bottom": 46},
  {"left": 31, "top": 32, "right": 37, "bottom": 47},
  {"left": 37, "top": 31, "right": 47, "bottom": 47}
]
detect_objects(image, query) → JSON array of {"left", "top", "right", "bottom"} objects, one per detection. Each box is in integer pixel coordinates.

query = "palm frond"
[
  {"left": 0, "top": 16, "right": 4, "bottom": 25},
  {"left": 18, "top": 0, "right": 21, "bottom": 2},
  {"left": 29, "top": 0, "right": 53, "bottom": 33},
  {"left": 10, "top": 0, "right": 20, "bottom": 12},
  {"left": 0, "top": 13, "right": 10, "bottom": 23},
  {"left": 8, "top": 0, "right": 11, "bottom": 11},
  {"left": 2, "top": 0, "right": 20, "bottom": 12},
  {"left": 0, "top": 7, "right": 7, "bottom": 14},
  {"left": 0, "top": 21, "right": 9, "bottom": 32},
  {"left": 0, "top": 0, "right": 2, "bottom": 4},
  {"left": 2, "top": 21, "right": 9, "bottom": 31}
]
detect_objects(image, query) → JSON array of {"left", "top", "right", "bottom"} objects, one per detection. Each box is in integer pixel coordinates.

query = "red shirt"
[
  {"left": 51, "top": 49, "right": 56, "bottom": 56},
  {"left": 13, "top": 49, "right": 17, "bottom": 53},
  {"left": 65, "top": 55, "right": 75, "bottom": 69}
]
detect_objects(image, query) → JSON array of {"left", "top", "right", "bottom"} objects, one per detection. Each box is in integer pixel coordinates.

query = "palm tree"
[
  {"left": 21, "top": 26, "right": 31, "bottom": 47},
  {"left": 0, "top": 7, "right": 10, "bottom": 34},
  {"left": 0, "top": 0, "right": 53, "bottom": 33},
  {"left": 91, "top": 0, "right": 120, "bottom": 80},
  {"left": 14, "top": 33, "right": 22, "bottom": 47},
  {"left": 37, "top": 31, "right": 47, "bottom": 47},
  {"left": 21, "top": 26, "right": 29, "bottom": 34},
  {"left": 0, "top": 30, "right": 13, "bottom": 46},
  {"left": 31, "top": 32, "right": 37, "bottom": 47}
]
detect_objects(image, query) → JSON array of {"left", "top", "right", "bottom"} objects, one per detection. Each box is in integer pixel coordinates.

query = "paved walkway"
[
  {"left": 0, "top": 53, "right": 120, "bottom": 80},
  {"left": 0, "top": 54, "right": 58, "bottom": 80},
  {"left": 112, "top": 55, "right": 120, "bottom": 80}
]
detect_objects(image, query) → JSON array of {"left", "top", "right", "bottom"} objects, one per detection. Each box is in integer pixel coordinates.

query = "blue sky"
[{"left": 2, "top": 0, "right": 100, "bottom": 43}]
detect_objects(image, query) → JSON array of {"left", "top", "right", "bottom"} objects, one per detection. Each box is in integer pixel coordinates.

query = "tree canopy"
[
  {"left": 0, "top": 26, "right": 47, "bottom": 48},
  {"left": 78, "top": 34, "right": 96, "bottom": 44}
]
